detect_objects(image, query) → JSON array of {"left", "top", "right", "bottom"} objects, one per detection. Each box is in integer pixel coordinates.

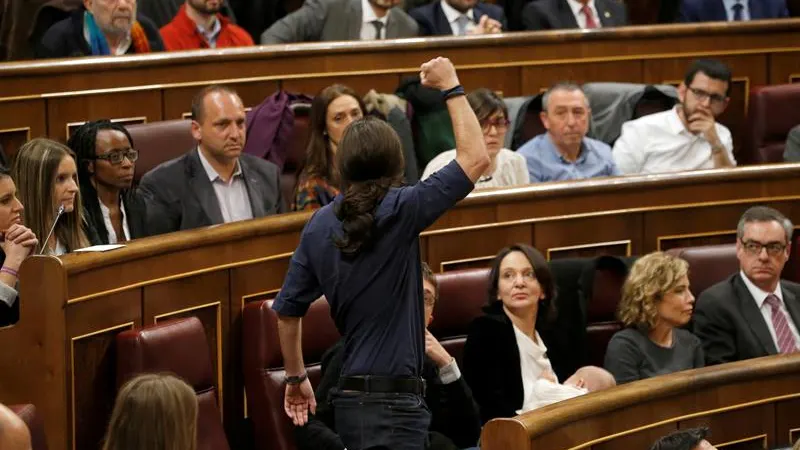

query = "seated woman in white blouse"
[
  {"left": 421, "top": 88, "right": 529, "bottom": 190},
  {"left": 69, "top": 120, "right": 147, "bottom": 245},
  {"left": 463, "top": 244, "right": 616, "bottom": 423}
]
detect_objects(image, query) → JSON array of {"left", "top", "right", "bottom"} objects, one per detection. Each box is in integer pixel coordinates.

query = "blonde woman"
[
  {"left": 103, "top": 373, "right": 197, "bottom": 450},
  {"left": 604, "top": 252, "right": 704, "bottom": 384},
  {"left": 12, "top": 138, "right": 91, "bottom": 255}
]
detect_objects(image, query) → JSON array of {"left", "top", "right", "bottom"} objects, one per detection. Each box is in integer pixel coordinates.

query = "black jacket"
[
  {"left": 36, "top": 10, "right": 164, "bottom": 59},
  {"left": 408, "top": 1, "right": 506, "bottom": 36},
  {"left": 83, "top": 188, "right": 148, "bottom": 245},
  {"left": 295, "top": 339, "right": 482, "bottom": 450},
  {"left": 0, "top": 251, "right": 18, "bottom": 327}
]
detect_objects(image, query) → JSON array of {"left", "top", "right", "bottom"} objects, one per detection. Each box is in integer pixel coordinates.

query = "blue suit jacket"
[
  {"left": 409, "top": 1, "right": 506, "bottom": 36},
  {"left": 679, "top": 0, "right": 788, "bottom": 22}
]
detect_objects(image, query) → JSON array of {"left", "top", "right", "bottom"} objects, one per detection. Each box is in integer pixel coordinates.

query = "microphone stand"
[{"left": 39, "top": 205, "right": 65, "bottom": 255}]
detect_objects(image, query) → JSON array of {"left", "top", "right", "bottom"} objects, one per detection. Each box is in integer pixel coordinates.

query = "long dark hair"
[
  {"left": 68, "top": 120, "right": 135, "bottom": 245},
  {"left": 487, "top": 244, "right": 557, "bottom": 325},
  {"left": 333, "top": 117, "right": 404, "bottom": 255},
  {"left": 300, "top": 84, "right": 365, "bottom": 187}
]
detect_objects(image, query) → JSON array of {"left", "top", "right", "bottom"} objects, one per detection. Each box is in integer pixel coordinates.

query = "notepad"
[{"left": 74, "top": 244, "right": 126, "bottom": 252}]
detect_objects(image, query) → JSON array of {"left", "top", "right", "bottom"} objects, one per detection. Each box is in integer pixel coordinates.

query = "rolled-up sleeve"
[
  {"left": 0, "top": 282, "right": 18, "bottom": 308},
  {"left": 272, "top": 224, "right": 322, "bottom": 317}
]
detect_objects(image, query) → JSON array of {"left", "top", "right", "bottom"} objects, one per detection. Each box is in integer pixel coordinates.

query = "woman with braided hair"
[{"left": 69, "top": 120, "right": 147, "bottom": 245}]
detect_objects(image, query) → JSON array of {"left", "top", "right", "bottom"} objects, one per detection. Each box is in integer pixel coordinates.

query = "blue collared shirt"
[
  {"left": 517, "top": 133, "right": 620, "bottom": 183},
  {"left": 722, "top": 0, "right": 750, "bottom": 20},
  {"left": 272, "top": 160, "right": 474, "bottom": 377}
]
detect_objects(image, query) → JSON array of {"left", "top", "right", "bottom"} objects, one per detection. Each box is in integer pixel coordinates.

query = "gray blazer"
[
  {"left": 138, "top": 148, "right": 285, "bottom": 236},
  {"left": 260, "top": 0, "right": 419, "bottom": 44},
  {"left": 783, "top": 125, "right": 800, "bottom": 163}
]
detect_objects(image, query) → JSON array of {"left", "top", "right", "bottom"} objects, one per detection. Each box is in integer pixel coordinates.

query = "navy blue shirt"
[{"left": 272, "top": 160, "right": 474, "bottom": 377}]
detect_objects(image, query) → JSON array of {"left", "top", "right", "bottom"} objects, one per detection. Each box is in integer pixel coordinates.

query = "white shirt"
[
  {"left": 739, "top": 271, "right": 800, "bottom": 350},
  {"left": 613, "top": 107, "right": 735, "bottom": 175},
  {"left": 197, "top": 148, "right": 254, "bottom": 224},
  {"left": 722, "top": 0, "right": 750, "bottom": 21},
  {"left": 566, "top": 0, "right": 602, "bottom": 29},
  {"left": 100, "top": 198, "right": 130, "bottom": 244},
  {"left": 196, "top": 16, "right": 223, "bottom": 48},
  {"left": 512, "top": 325, "right": 586, "bottom": 413},
  {"left": 440, "top": 0, "right": 476, "bottom": 35},
  {"left": 360, "top": 0, "right": 390, "bottom": 40},
  {"left": 422, "top": 148, "right": 529, "bottom": 189}
]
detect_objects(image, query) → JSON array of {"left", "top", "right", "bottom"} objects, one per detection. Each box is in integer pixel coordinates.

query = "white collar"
[
  {"left": 566, "top": 0, "right": 595, "bottom": 16},
  {"left": 197, "top": 147, "right": 242, "bottom": 183},
  {"left": 440, "top": 0, "right": 474, "bottom": 24},
  {"left": 362, "top": 0, "right": 390, "bottom": 24},
  {"left": 740, "top": 270, "right": 783, "bottom": 309},
  {"left": 666, "top": 106, "right": 692, "bottom": 136}
]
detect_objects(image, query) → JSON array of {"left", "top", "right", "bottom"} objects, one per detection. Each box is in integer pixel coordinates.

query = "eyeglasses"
[
  {"left": 94, "top": 149, "right": 138, "bottom": 165},
  {"left": 688, "top": 87, "right": 727, "bottom": 106},
  {"left": 479, "top": 118, "right": 510, "bottom": 132},
  {"left": 423, "top": 293, "right": 437, "bottom": 307},
  {"left": 741, "top": 239, "right": 787, "bottom": 257}
]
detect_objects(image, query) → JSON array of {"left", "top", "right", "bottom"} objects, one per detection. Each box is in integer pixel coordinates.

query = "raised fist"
[{"left": 420, "top": 57, "right": 460, "bottom": 91}]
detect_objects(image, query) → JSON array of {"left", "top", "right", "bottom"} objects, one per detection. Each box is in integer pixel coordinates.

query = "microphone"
[{"left": 39, "top": 204, "right": 65, "bottom": 255}]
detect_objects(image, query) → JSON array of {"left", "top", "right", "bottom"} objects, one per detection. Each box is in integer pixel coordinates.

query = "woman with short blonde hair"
[
  {"left": 102, "top": 373, "right": 198, "bottom": 450},
  {"left": 605, "top": 252, "right": 704, "bottom": 384}
]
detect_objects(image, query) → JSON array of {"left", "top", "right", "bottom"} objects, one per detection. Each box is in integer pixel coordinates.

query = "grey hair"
[
  {"left": 736, "top": 206, "right": 794, "bottom": 243},
  {"left": 541, "top": 82, "right": 588, "bottom": 111}
]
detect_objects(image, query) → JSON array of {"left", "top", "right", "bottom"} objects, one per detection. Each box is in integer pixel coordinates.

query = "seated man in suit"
[
  {"left": 613, "top": 59, "right": 736, "bottom": 175},
  {"left": 0, "top": 404, "right": 31, "bottom": 450},
  {"left": 694, "top": 206, "right": 800, "bottom": 365},
  {"left": 160, "top": 0, "right": 254, "bottom": 50},
  {"left": 260, "top": 0, "right": 418, "bottom": 44},
  {"left": 517, "top": 82, "right": 619, "bottom": 183},
  {"left": 37, "top": 0, "right": 164, "bottom": 58},
  {"left": 522, "top": 0, "right": 628, "bottom": 31},
  {"left": 783, "top": 125, "right": 800, "bottom": 162},
  {"left": 409, "top": 0, "right": 504, "bottom": 36},
  {"left": 295, "top": 263, "right": 482, "bottom": 450},
  {"left": 139, "top": 85, "right": 285, "bottom": 235},
  {"left": 679, "top": 0, "right": 788, "bottom": 22}
]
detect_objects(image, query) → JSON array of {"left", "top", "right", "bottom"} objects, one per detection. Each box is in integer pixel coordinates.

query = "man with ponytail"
[{"left": 272, "top": 57, "right": 489, "bottom": 450}]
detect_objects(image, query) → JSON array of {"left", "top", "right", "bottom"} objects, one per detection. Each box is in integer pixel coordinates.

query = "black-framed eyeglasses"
[
  {"left": 479, "top": 118, "right": 510, "bottom": 132},
  {"left": 740, "top": 239, "right": 787, "bottom": 257},
  {"left": 94, "top": 149, "right": 138, "bottom": 165},
  {"left": 688, "top": 87, "right": 727, "bottom": 106}
]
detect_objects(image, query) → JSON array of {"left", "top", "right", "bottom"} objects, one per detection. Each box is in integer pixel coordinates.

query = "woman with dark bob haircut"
[{"left": 463, "top": 243, "right": 615, "bottom": 423}]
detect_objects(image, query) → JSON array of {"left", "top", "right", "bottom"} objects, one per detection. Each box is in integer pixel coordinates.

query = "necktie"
[
  {"left": 581, "top": 5, "right": 598, "bottom": 29},
  {"left": 371, "top": 20, "right": 384, "bottom": 39},
  {"left": 732, "top": 0, "right": 744, "bottom": 21},
  {"left": 455, "top": 14, "right": 470, "bottom": 36},
  {"left": 765, "top": 294, "right": 798, "bottom": 354}
]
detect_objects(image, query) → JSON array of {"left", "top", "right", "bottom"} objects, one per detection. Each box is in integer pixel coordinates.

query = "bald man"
[{"left": 0, "top": 404, "right": 32, "bottom": 450}]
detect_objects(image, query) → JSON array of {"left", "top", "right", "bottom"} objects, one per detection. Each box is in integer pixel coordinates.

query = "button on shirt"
[
  {"left": 100, "top": 199, "right": 130, "bottom": 244},
  {"left": 360, "top": 0, "right": 390, "bottom": 40},
  {"left": 740, "top": 271, "right": 800, "bottom": 351},
  {"left": 518, "top": 133, "right": 619, "bottom": 182},
  {"left": 272, "top": 160, "right": 475, "bottom": 377},
  {"left": 440, "top": 0, "right": 476, "bottom": 35},
  {"left": 566, "top": 0, "right": 602, "bottom": 29},
  {"left": 196, "top": 16, "right": 223, "bottom": 48},
  {"left": 612, "top": 107, "right": 735, "bottom": 175},
  {"left": 723, "top": 0, "right": 750, "bottom": 21},
  {"left": 197, "top": 148, "right": 254, "bottom": 223}
]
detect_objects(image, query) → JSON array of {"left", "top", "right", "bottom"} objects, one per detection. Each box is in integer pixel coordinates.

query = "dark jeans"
[{"left": 331, "top": 390, "right": 431, "bottom": 450}]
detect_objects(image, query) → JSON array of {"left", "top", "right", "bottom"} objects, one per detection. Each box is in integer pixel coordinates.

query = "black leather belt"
[{"left": 339, "top": 375, "right": 426, "bottom": 395}]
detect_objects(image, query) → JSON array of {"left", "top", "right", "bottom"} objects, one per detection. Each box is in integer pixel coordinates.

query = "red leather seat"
[
  {"left": 242, "top": 298, "right": 340, "bottom": 450},
  {"left": 585, "top": 266, "right": 627, "bottom": 367},
  {"left": 666, "top": 244, "right": 739, "bottom": 298},
  {"left": 115, "top": 317, "right": 230, "bottom": 450},
  {"left": 745, "top": 83, "right": 800, "bottom": 164},
  {"left": 429, "top": 269, "right": 491, "bottom": 365},
  {"left": 127, "top": 119, "right": 194, "bottom": 185},
  {"left": 9, "top": 404, "right": 47, "bottom": 450}
]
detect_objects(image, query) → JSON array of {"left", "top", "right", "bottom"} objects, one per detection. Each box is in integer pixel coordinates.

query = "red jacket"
[{"left": 160, "top": 4, "right": 254, "bottom": 50}]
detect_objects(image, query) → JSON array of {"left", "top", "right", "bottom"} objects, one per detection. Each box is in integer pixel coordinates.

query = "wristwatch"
[{"left": 284, "top": 372, "right": 308, "bottom": 385}]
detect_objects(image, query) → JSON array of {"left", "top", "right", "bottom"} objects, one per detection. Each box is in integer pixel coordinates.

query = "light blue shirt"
[
  {"left": 722, "top": 0, "right": 750, "bottom": 20},
  {"left": 517, "top": 133, "right": 619, "bottom": 183}
]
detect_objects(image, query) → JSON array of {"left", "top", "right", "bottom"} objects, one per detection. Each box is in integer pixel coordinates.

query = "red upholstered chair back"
[
  {"left": 666, "top": 244, "right": 739, "bottom": 298},
  {"left": 242, "top": 298, "right": 340, "bottom": 450},
  {"left": 585, "top": 267, "right": 627, "bottom": 367},
  {"left": 745, "top": 83, "right": 800, "bottom": 164},
  {"left": 429, "top": 268, "right": 491, "bottom": 365},
  {"left": 128, "top": 119, "right": 195, "bottom": 185},
  {"left": 115, "top": 317, "right": 230, "bottom": 450},
  {"left": 281, "top": 103, "right": 311, "bottom": 209},
  {"left": 10, "top": 404, "right": 48, "bottom": 450}
]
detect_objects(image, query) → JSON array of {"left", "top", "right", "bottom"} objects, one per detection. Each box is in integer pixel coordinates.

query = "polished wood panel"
[
  {"left": 0, "top": 99, "right": 45, "bottom": 162},
  {"left": 6, "top": 165, "right": 800, "bottom": 450}
]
